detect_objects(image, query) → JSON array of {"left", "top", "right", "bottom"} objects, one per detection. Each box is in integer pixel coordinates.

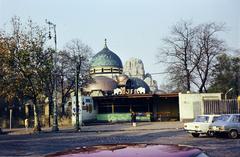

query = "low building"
[
  {"left": 179, "top": 93, "right": 222, "bottom": 122},
  {"left": 93, "top": 93, "right": 179, "bottom": 122}
]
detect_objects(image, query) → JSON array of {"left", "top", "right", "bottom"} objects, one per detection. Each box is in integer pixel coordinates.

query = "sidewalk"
[
  {"left": 82, "top": 121, "right": 184, "bottom": 132},
  {"left": 2, "top": 121, "right": 184, "bottom": 135}
]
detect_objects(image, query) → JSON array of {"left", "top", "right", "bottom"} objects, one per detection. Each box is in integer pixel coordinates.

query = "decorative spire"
[{"left": 104, "top": 38, "right": 108, "bottom": 48}]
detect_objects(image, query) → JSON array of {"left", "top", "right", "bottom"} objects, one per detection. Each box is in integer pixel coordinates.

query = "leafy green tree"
[
  {"left": 209, "top": 53, "right": 240, "bottom": 98},
  {"left": 0, "top": 17, "right": 49, "bottom": 132},
  {"left": 231, "top": 57, "right": 240, "bottom": 97},
  {"left": 0, "top": 17, "right": 93, "bottom": 131}
]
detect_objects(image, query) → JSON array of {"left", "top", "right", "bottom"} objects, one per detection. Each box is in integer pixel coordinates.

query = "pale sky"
[{"left": 0, "top": 0, "right": 239, "bottom": 86}]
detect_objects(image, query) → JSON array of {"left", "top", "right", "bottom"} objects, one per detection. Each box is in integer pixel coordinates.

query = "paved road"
[{"left": 0, "top": 122, "right": 240, "bottom": 157}]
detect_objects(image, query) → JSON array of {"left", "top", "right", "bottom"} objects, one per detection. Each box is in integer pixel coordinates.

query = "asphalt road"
[{"left": 0, "top": 125, "right": 240, "bottom": 157}]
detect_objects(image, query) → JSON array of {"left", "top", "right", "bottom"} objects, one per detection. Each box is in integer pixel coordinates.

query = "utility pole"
[{"left": 46, "top": 20, "right": 59, "bottom": 132}]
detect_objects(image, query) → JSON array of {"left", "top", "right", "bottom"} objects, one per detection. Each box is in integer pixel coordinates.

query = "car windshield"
[
  {"left": 212, "top": 116, "right": 220, "bottom": 123},
  {"left": 216, "top": 115, "right": 231, "bottom": 122},
  {"left": 194, "top": 116, "right": 209, "bottom": 122}
]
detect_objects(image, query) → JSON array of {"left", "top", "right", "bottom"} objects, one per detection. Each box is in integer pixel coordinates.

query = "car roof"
[
  {"left": 198, "top": 114, "right": 221, "bottom": 117},
  {"left": 221, "top": 114, "right": 240, "bottom": 116}
]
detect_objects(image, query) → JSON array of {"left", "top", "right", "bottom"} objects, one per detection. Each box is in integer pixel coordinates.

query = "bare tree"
[
  {"left": 59, "top": 39, "right": 92, "bottom": 116},
  {"left": 159, "top": 20, "right": 225, "bottom": 92},
  {"left": 193, "top": 23, "right": 225, "bottom": 92},
  {"left": 159, "top": 21, "right": 200, "bottom": 92}
]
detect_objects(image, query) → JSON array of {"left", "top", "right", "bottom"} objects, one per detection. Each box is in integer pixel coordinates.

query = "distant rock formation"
[{"left": 123, "top": 58, "right": 158, "bottom": 92}]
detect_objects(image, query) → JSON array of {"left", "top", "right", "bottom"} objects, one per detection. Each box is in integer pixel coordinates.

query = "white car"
[{"left": 184, "top": 115, "right": 220, "bottom": 137}]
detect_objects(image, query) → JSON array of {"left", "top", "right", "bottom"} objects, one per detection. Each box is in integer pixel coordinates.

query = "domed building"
[
  {"left": 86, "top": 39, "right": 151, "bottom": 96},
  {"left": 79, "top": 39, "right": 179, "bottom": 123},
  {"left": 90, "top": 39, "right": 123, "bottom": 78}
]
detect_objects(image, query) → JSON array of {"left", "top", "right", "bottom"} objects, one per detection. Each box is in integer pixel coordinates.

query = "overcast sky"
[{"left": 0, "top": 0, "right": 239, "bottom": 86}]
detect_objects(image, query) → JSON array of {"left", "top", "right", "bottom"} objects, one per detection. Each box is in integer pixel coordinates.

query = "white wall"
[
  {"left": 72, "top": 95, "right": 97, "bottom": 126},
  {"left": 179, "top": 93, "right": 222, "bottom": 122}
]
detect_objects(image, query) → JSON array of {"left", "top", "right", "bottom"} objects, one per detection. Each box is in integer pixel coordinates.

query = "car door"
[
  {"left": 231, "top": 115, "right": 240, "bottom": 132},
  {"left": 201, "top": 116, "right": 210, "bottom": 132},
  {"left": 237, "top": 115, "right": 240, "bottom": 133}
]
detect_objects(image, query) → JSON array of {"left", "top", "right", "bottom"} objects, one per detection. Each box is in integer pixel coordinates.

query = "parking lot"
[{"left": 0, "top": 122, "right": 240, "bottom": 157}]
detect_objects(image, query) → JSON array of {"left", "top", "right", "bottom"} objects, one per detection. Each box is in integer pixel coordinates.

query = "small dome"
[
  {"left": 126, "top": 77, "right": 150, "bottom": 93},
  {"left": 85, "top": 76, "right": 118, "bottom": 92},
  {"left": 91, "top": 40, "right": 123, "bottom": 68}
]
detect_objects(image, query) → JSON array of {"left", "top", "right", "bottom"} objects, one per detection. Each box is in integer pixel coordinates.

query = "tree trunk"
[
  {"left": 199, "top": 62, "right": 209, "bottom": 93},
  {"left": 186, "top": 69, "right": 191, "bottom": 91},
  {"left": 61, "top": 97, "right": 66, "bottom": 116},
  {"left": 48, "top": 94, "right": 53, "bottom": 127},
  {"left": 33, "top": 97, "right": 41, "bottom": 132}
]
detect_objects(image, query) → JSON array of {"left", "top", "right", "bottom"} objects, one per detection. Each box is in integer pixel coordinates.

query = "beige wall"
[{"left": 179, "top": 93, "right": 222, "bottom": 122}]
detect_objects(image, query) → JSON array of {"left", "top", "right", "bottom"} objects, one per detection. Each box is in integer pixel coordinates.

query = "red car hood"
[{"left": 46, "top": 144, "right": 206, "bottom": 157}]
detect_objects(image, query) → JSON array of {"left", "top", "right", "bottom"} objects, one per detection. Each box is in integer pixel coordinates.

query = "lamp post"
[
  {"left": 225, "top": 88, "right": 233, "bottom": 100},
  {"left": 46, "top": 20, "right": 59, "bottom": 132},
  {"left": 75, "top": 54, "right": 83, "bottom": 131},
  {"left": 75, "top": 60, "right": 80, "bottom": 131}
]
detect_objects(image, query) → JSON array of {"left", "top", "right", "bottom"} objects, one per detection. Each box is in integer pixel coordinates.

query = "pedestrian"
[
  {"left": 24, "top": 118, "right": 29, "bottom": 132},
  {"left": 131, "top": 111, "right": 137, "bottom": 127}
]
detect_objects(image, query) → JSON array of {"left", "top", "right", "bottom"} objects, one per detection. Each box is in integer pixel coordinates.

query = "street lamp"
[
  {"left": 75, "top": 59, "right": 80, "bottom": 131},
  {"left": 46, "top": 19, "right": 59, "bottom": 132},
  {"left": 74, "top": 54, "right": 83, "bottom": 131},
  {"left": 225, "top": 88, "right": 233, "bottom": 100}
]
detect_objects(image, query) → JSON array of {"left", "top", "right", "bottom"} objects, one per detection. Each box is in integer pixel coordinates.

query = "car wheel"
[
  {"left": 191, "top": 133, "right": 200, "bottom": 137},
  {"left": 228, "top": 130, "right": 238, "bottom": 139},
  {"left": 207, "top": 131, "right": 214, "bottom": 137}
]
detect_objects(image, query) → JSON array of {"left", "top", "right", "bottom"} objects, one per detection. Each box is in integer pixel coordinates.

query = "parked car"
[
  {"left": 209, "top": 114, "right": 240, "bottom": 139},
  {"left": 46, "top": 144, "right": 209, "bottom": 157},
  {"left": 184, "top": 115, "right": 220, "bottom": 137}
]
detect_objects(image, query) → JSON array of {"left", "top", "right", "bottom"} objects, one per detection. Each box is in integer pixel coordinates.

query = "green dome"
[{"left": 91, "top": 45, "right": 123, "bottom": 68}]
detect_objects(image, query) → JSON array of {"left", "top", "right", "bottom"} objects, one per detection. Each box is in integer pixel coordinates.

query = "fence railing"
[{"left": 204, "top": 99, "right": 239, "bottom": 114}]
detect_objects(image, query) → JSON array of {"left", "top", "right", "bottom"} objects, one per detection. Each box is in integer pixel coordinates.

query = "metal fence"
[{"left": 204, "top": 99, "right": 239, "bottom": 114}]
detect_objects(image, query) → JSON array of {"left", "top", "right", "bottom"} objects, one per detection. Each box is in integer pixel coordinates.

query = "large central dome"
[
  {"left": 90, "top": 39, "right": 123, "bottom": 78},
  {"left": 91, "top": 43, "right": 123, "bottom": 68}
]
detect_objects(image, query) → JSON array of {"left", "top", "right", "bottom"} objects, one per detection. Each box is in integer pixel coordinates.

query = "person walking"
[
  {"left": 131, "top": 111, "right": 137, "bottom": 127},
  {"left": 24, "top": 118, "right": 29, "bottom": 132}
]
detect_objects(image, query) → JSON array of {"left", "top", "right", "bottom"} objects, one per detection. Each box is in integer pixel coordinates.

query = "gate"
[{"left": 204, "top": 99, "right": 239, "bottom": 114}]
